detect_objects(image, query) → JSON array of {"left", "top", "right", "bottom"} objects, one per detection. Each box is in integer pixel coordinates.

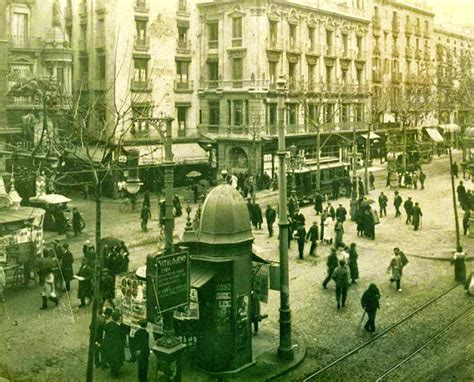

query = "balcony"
[
  {"left": 287, "top": 39, "right": 300, "bottom": 53},
  {"left": 415, "top": 48, "right": 423, "bottom": 60},
  {"left": 341, "top": 49, "right": 353, "bottom": 60},
  {"left": 9, "top": 35, "right": 42, "bottom": 49},
  {"left": 232, "top": 38, "right": 243, "bottom": 48},
  {"left": 176, "top": 39, "right": 191, "bottom": 55},
  {"left": 391, "top": 72, "right": 402, "bottom": 83},
  {"left": 131, "top": 79, "right": 152, "bottom": 92},
  {"left": 268, "top": 37, "right": 283, "bottom": 52},
  {"left": 134, "top": 36, "right": 150, "bottom": 51},
  {"left": 372, "top": 69, "right": 382, "bottom": 82},
  {"left": 405, "top": 47, "right": 414, "bottom": 59},
  {"left": 307, "top": 44, "right": 320, "bottom": 56},
  {"left": 372, "top": 14, "right": 381, "bottom": 29},
  {"left": 208, "top": 40, "right": 218, "bottom": 50},
  {"left": 174, "top": 80, "right": 193, "bottom": 93},
  {"left": 424, "top": 28, "right": 430, "bottom": 39},
  {"left": 134, "top": 0, "right": 149, "bottom": 12},
  {"left": 79, "top": 1, "right": 87, "bottom": 16},
  {"left": 373, "top": 46, "right": 381, "bottom": 57},
  {"left": 405, "top": 22, "right": 414, "bottom": 35},
  {"left": 415, "top": 24, "right": 422, "bottom": 37},
  {"left": 177, "top": 1, "right": 189, "bottom": 16},
  {"left": 392, "top": 18, "right": 400, "bottom": 34},
  {"left": 392, "top": 47, "right": 400, "bottom": 57},
  {"left": 199, "top": 78, "right": 270, "bottom": 91}
]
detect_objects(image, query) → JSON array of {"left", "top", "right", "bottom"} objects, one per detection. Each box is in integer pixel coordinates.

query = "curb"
[{"left": 263, "top": 338, "right": 307, "bottom": 382}]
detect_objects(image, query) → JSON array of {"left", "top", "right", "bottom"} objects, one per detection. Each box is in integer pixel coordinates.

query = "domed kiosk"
[{"left": 182, "top": 184, "right": 255, "bottom": 373}]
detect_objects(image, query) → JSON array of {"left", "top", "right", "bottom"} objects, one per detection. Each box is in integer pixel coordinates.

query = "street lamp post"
[
  {"left": 448, "top": 145, "right": 461, "bottom": 248},
  {"left": 276, "top": 75, "right": 294, "bottom": 360},
  {"left": 289, "top": 144, "right": 298, "bottom": 200}
]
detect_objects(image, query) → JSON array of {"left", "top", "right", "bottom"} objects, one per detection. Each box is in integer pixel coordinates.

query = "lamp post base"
[{"left": 152, "top": 342, "right": 186, "bottom": 382}]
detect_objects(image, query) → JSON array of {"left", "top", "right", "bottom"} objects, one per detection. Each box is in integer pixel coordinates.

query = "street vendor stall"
[{"left": 0, "top": 194, "right": 45, "bottom": 287}]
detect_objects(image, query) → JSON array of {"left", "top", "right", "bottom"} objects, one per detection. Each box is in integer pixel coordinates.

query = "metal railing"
[
  {"left": 174, "top": 80, "right": 193, "bottom": 91},
  {"left": 268, "top": 37, "right": 284, "bottom": 51},
  {"left": 208, "top": 40, "right": 218, "bottom": 49},
  {"left": 131, "top": 79, "right": 152, "bottom": 92},
  {"left": 200, "top": 79, "right": 271, "bottom": 90},
  {"left": 391, "top": 72, "right": 402, "bottom": 83},
  {"left": 372, "top": 70, "right": 383, "bottom": 82},
  {"left": 177, "top": 39, "right": 191, "bottom": 54},
  {"left": 307, "top": 44, "right": 320, "bottom": 55},
  {"left": 9, "top": 35, "right": 42, "bottom": 49},
  {"left": 392, "top": 47, "right": 400, "bottom": 57},
  {"left": 134, "top": 36, "right": 150, "bottom": 50}
]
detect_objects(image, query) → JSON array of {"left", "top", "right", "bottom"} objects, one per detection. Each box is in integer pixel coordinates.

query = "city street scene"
[{"left": 0, "top": 0, "right": 473, "bottom": 381}]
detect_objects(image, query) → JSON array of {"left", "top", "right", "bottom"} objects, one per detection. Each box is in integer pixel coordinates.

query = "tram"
[{"left": 288, "top": 158, "right": 351, "bottom": 205}]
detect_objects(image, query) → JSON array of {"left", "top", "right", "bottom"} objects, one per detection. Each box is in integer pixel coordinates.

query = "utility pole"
[
  {"left": 0, "top": 0, "right": 8, "bottom": 154},
  {"left": 401, "top": 120, "right": 407, "bottom": 173},
  {"left": 448, "top": 146, "right": 461, "bottom": 249},
  {"left": 350, "top": 114, "right": 358, "bottom": 221},
  {"left": 364, "top": 109, "right": 371, "bottom": 193},
  {"left": 276, "top": 76, "right": 293, "bottom": 360}
]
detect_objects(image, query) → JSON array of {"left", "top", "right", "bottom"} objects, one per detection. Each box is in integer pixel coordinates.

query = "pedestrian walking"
[
  {"left": 452, "top": 161, "right": 459, "bottom": 178},
  {"left": 253, "top": 203, "right": 263, "bottom": 230},
  {"left": 295, "top": 223, "right": 306, "bottom": 260},
  {"left": 334, "top": 218, "right": 344, "bottom": 248},
  {"left": 140, "top": 205, "right": 151, "bottom": 232},
  {"left": 451, "top": 246, "right": 467, "bottom": 284},
  {"left": 463, "top": 209, "right": 471, "bottom": 236},
  {"left": 93, "top": 307, "right": 113, "bottom": 368},
  {"left": 387, "top": 248, "right": 407, "bottom": 292},
  {"left": 335, "top": 203, "right": 347, "bottom": 223},
  {"left": 314, "top": 191, "right": 323, "bottom": 215},
  {"left": 465, "top": 264, "right": 474, "bottom": 295},
  {"left": 134, "top": 319, "right": 150, "bottom": 382},
  {"left": 306, "top": 222, "right": 319, "bottom": 256},
  {"left": 358, "top": 177, "right": 365, "bottom": 197},
  {"left": 369, "top": 171, "right": 375, "bottom": 190},
  {"left": 419, "top": 170, "right": 426, "bottom": 190},
  {"left": 364, "top": 207, "right": 376, "bottom": 240},
  {"left": 412, "top": 172, "right": 418, "bottom": 190},
  {"left": 327, "top": 203, "right": 336, "bottom": 221},
  {"left": 404, "top": 197, "right": 413, "bottom": 225},
  {"left": 72, "top": 207, "right": 83, "bottom": 237},
  {"left": 103, "top": 311, "right": 126, "bottom": 378},
  {"left": 361, "top": 283, "right": 380, "bottom": 332},
  {"left": 356, "top": 207, "right": 365, "bottom": 237},
  {"left": 348, "top": 243, "right": 359, "bottom": 284},
  {"left": 411, "top": 202, "right": 422, "bottom": 231},
  {"left": 142, "top": 191, "right": 151, "bottom": 209},
  {"left": 394, "top": 191, "right": 402, "bottom": 217},
  {"left": 40, "top": 268, "right": 59, "bottom": 309},
  {"left": 457, "top": 181, "right": 467, "bottom": 209},
  {"left": 322, "top": 249, "right": 339, "bottom": 289},
  {"left": 332, "top": 260, "right": 350, "bottom": 309},
  {"left": 173, "top": 194, "right": 182, "bottom": 217},
  {"left": 60, "top": 243, "right": 74, "bottom": 292},
  {"left": 378, "top": 192, "right": 388, "bottom": 217},
  {"left": 76, "top": 259, "right": 93, "bottom": 307},
  {"left": 265, "top": 205, "right": 276, "bottom": 237},
  {"left": 0, "top": 266, "right": 6, "bottom": 302}
]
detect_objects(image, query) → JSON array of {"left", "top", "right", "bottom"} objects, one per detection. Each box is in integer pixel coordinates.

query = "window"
[
  {"left": 324, "top": 103, "right": 334, "bottom": 123},
  {"left": 342, "top": 34, "right": 348, "bottom": 56},
  {"left": 208, "top": 22, "right": 218, "bottom": 49},
  {"left": 136, "top": 20, "right": 147, "bottom": 46},
  {"left": 208, "top": 101, "right": 220, "bottom": 131},
  {"left": 341, "top": 104, "right": 349, "bottom": 123},
  {"left": 355, "top": 104, "right": 364, "bottom": 122},
  {"left": 132, "top": 104, "right": 151, "bottom": 131},
  {"left": 356, "top": 36, "right": 363, "bottom": 56},
  {"left": 269, "top": 20, "right": 278, "bottom": 47},
  {"left": 134, "top": 58, "right": 148, "bottom": 82},
  {"left": 79, "top": 56, "right": 88, "bottom": 75},
  {"left": 286, "top": 104, "right": 298, "bottom": 127},
  {"left": 178, "top": 26, "right": 188, "bottom": 48},
  {"left": 233, "top": 100, "right": 244, "bottom": 126},
  {"left": 98, "top": 55, "right": 106, "bottom": 80},
  {"left": 232, "top": 17, "right": 242, "bottom": 47},
  {"left": 207, "top": 60, "right": 219, "bottom": 87},
  {"left": 80, "top": 24, "right": 87, "bottom": 50},
  {"left": 232, "top": 58, "right": 243, "bottom": 87},
  {"left": 176, "top": 61, "right": 189, "bottom": 85},
  {"left": 177, "top": 106, "right": 188, "bottom": 137},
  {"left": 269, "top": 61, "right": 277, "bottom": 87},
  {"left": 425, "top": 20, "right": 429, "bottom": 34},
  {"left": 178, "top": 0, "right": 187, "bottom": 12},
  {"left": 308, "top": 26, "right": 315, "bottom": 50},
  {"left": 289, "top": 23, "right": 297, "bottom": 50},
  {"left": 383, "top": 58, "right": 390, "bottom": 74},
  {"left": 267, "top": 103, "right": 277, "bottom": 134},
  {"left": 11, "top": 12, "right": 28, "bottom": 45},
  {"left": 308, "top": 64, "right": 315, "bottom": 88},
  {"left": 325, "top": 65, "right": 332, "bottom": 87},
  {"left": 308, "top": 104, "right": 318, "bottom": 125},
  {"left": 326, "top": 30, "right": 333, "bottom": 54},
  {"left": 341, "top": 69, "right": 347, "bottom": 84},
  {"left": 356, "top": 68, "right": 363, "bottom": 85},
  {"left": 288, "top": 62, "right": 297, "bottom": 89}
]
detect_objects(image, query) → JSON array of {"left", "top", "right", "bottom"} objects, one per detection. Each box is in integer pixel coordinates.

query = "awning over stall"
[
  {"left": 190, "top": 266, "right": 216, "bottom": 288},
  {"left": 424, "top": 127, "right": 444, "bottom": 142},
  {"left": 124, "top": 143, "right": 209, "bottom": 166}
]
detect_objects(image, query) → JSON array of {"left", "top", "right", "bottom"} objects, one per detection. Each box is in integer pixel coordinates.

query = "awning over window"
[
  {"left": 424, "top": 127, "right": 444, "bottom": 143},
  {"left": 190, "top": 266, "right": 215, "bottom": 288},
  {"left": 123, "top": 143, "right": 209, "bottom": 166},
  {"left": 439, "top": 123, "right": 461, "bottom": 133},
  {"left": 359, "top": 132, "right": 381, "bottom": 140}
]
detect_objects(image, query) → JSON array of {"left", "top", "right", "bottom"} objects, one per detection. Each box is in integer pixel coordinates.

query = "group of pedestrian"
[
  {"left": 392, "top": 191, "right": 424, "bottom": 231},
  {"left": 355, "top": 200, "right": 377, "bottom": 240},
  {"left": 247, "top": 198, "right": 263, "bottom": 230}
]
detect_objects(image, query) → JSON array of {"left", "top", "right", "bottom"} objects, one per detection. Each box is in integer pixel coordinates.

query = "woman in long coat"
[
  {"left": 323, "top": 215, "right": 334, "bottom": 244},
  {"left": 348, "top": 243, "right": 359, "bottom": 283},
  {"left": 361, "top": 283, "right": 380, "bottom": 332},
  {"left": 451, "top": 246, "right": 467, "bottom": 284},
  {"left": 334, "top": 219, "right": 344, "bottom": 248},
  {"left": 77, "top": 260, "right": 93, "bottom": 307},
  {"left": 103, "top": 311, "right": 126, "bottom": 377}
]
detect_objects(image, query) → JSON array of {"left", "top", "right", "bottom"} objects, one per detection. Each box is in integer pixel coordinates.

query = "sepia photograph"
[{"left": 0, "top": 0, "right": 473, "bottom": 381}]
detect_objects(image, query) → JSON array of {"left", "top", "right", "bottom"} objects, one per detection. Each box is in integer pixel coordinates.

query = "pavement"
[{"left": 2, "top": 150, "right": 473, "bottom": 382}]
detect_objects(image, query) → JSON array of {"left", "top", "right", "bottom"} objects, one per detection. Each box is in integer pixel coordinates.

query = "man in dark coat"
[
  {"left": 253, "top": 203, "right": 263, "bottom": 230},
  {"left": 358, "top": 177, "right": 365, "bottom": 197},
  {"left": 419, "top": 170, "right": 426, "bottom": 190},
  {"left": 247, "top": 199, "right": 255, "bottom": 227},
  {"left": 369, "top": 171, "right": 375, "bottom": 190},
  {"left": 364, "top": 207, "right": 375, "bottom": 240},
  {"left": 457, "top": 181, "right": 467, "bottom": 209},
  {"left": 332, "top": 260, "right": 350, "bottom": 309},
  {"left": 93, "top": 307, "right": 113, "bottom": 368},
  {"left": 394, "top": 191, "right": 402, "bottom": 217},
  {"left": 265, "top": 205, "right": 276, "bottom": 237},
  {"left": 334, "top": 219, "right": 344, "bottom": 248},
  {"left": 404, "top": 197, "right": 414, "bottom": 225},
  {"left": 411, "top": 202, "right": 423, "bottom": 231},
  {"left": 452, "top": 161, "right": 459, "bottom": 178},
  {"left": 134, "top": 319, "right": 150, "bottom": 382},
  {"left": 348, "top": 243, "right": 359, "bottom": 284},
  {"left": 294, "top": 209, "right": 305, "bottom": 227},
  {"left": 103, "top": 311, "right": 126, "bottom": 377},
  {"left": 335, "top": 203, "right": 347, "bottom": 223},
  {"left": 327, "top": 203, "right": 336, "bottom": 220},
  {"left": 306, "top": 222, "right": 319, "bottom": 256},
  {"left": 361, "top": 283, "right": 380, "bottom": 332},
  {"left": 61, "top": 243, "right": 74, "bottom": 292},
  {"left": 331, "top": 178, "right": 340, "bottom": 200},
  {"left": 77, "top": 259, "right": 93, "bottom": 307},
  {"left": 378, "top": 192, "right": 388, "bottom": 217},
  {"left": 322, "top": 249, "right": 339, "bottom": 289},
  {"left": 287, "top": 197, "right": 297, "bottom": 218},
  {"left": 72, "top": 208, "right": 83, "bottom": 237},
  {"left": 463, "top": 209, "right": 471, "bottom": 236},
  {"left": 140, "top": 205, "right": 151, "bottom": 232},
  {"left": 314, "top": 192, "right": 323, "bottom": 215},
  {"left": 295, "top": 223, "right": 306, "bottom": 260}
]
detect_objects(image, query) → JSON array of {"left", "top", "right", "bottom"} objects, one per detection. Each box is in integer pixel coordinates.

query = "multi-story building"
[
  {"left": 197, "top": 0, "right": 372, "bottom": 176},
  {"left": 0, "top": 0, "right": 8, "bottom": 173}
]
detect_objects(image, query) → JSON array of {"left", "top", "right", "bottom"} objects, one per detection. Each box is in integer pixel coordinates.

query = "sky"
[{"left": 425, "top": 0, "right": 474, "bottom": 25}]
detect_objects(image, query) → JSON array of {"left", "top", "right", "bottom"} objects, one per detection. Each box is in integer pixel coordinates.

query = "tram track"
[{"left": 302, "top": 284, "right": 469, "bottom": 382}]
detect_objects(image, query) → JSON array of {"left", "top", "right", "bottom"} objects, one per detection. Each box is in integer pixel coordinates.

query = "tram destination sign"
[{"left": 155, "top": 249, "right": 190, "bottom": 313}]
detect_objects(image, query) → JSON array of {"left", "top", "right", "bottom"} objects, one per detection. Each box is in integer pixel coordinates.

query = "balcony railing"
[
  {"left": 177, "top": 39, "right": 191, "bottom": 54},
  {"left": 131, "top": 79, "right": 152, "bottom": 92},
  {"left": 392, "top": 18, "right": 400, "bottom": 33},
  {"left": 415, "top": 24, "right": 422, "bottom": 37},
  {"left": 288, "top": 39, "right": 300, "bottom": 53},
  {"left": 307, "top": 44, "right": 320, "bottom": 55},
  {"left": 174, "top": 79, "right": 193, "bottom": 92},
  {"left": 424, "top": 28, "right": 430, "bottom": 38},
  {"left": 355, "top": 49, "right": 367, "bottom": 61},
  {"left": 208, "top": 40, "right": 218, "bottom": 49},
  {"left": 372, "top": 69, "right": 382, "bottom": 82},
  {"left": 405, "top": 22, "right": 414, "bottom": 35},
  {"left": 232, "top": 38, "right": 242, "bottom": 48},
  {"left": 9, "top": 35, "right": 42, "bottom": 49},
  {"left": 423, "top": 49, "right": 431, "bottom": 61},
  {"left": 405, "top": 47, "right": 414, "bottom": 58},
  {"left": 373, "top": 46, "right": 381, "bottom": 56},
  {"left": 134, "top": 36, "right": 150, "bottom": 51},
  {"left": 200, "top": 79, "right": 271, "bottom": 90},
  {"left": 268, "top": 37, "right": 283, "bottom": 51}
]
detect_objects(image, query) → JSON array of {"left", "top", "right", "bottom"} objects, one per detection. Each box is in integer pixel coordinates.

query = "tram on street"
[{"left": 289, "top": 158, "right": 351, "bottom": 205}]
